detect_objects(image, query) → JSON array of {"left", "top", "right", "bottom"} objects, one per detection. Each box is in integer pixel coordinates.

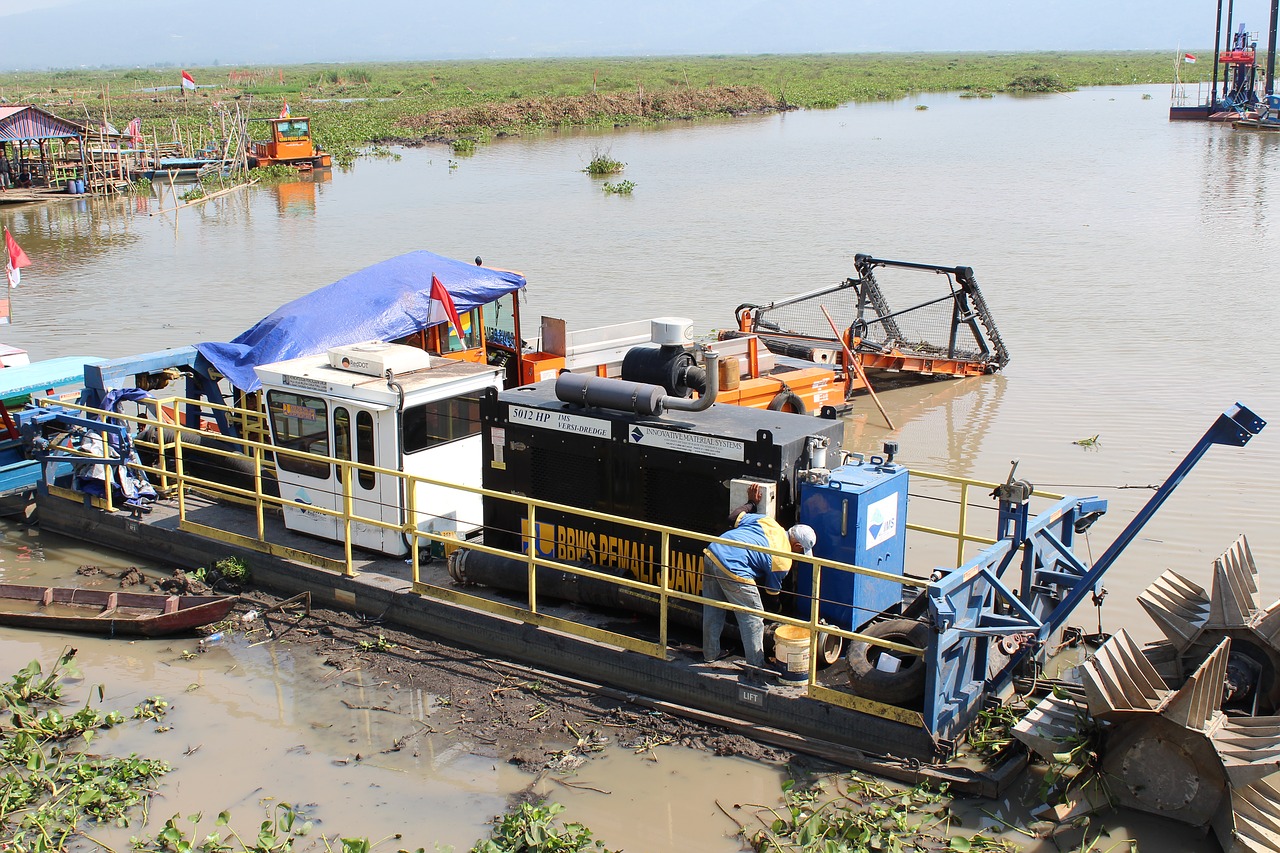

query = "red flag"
[
  {"left": 430, "top": 274, "right": 464, "bottom": 343},
  {"left": 181, "top": 70, "right": 197, "bottom": 90},
  {"left": 279, "top": 101, "right": 291, "bottom": 119},
  {"left": 5, "top": 228, "right": 31, "bottom": 290}
]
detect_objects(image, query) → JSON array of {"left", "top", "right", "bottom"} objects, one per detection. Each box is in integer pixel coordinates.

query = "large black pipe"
[
  {"left": 1213, "top": 0, "right": 1224, "bottom": 106},
  {"left": 554, "top": 351, "right": 719, "bottom": 416},
  {"left": 554, "top": 373, "right": 666, "bottom": 416},
  {"left": 448, "top": 548, "right": 705, "bottom": 630},
  {"left": 1268, "top": 0, "right": 1278, "bottom": 95},
  {"left": 1225, "top": 0, "right": 1235, "bottom": 102}
]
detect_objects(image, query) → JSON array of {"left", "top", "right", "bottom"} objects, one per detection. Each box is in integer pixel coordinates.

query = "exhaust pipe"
[{"left": 555, "top": 349, "right": 719, "bottom": 417}]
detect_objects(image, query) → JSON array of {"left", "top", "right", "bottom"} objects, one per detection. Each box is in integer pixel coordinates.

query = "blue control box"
[{"left": 796, "top": 457, "right": 908, "bottom": 630}]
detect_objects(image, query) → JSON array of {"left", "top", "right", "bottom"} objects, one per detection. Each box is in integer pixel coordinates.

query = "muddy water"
[
  {"left": 0, "top": 84, "right": 1274, "bottom": 849},
  {"left": 0, "top": 525, "right": 788, "bottom": 850}
]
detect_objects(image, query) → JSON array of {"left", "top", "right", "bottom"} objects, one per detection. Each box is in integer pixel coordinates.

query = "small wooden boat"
[{"left": 0, "top": 584, "right": 237, "bottom": 637}]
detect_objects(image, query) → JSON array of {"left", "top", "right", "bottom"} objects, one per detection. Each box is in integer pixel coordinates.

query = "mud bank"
[{"left": 230, "top": 588, "right": 793, "bottom": 774}]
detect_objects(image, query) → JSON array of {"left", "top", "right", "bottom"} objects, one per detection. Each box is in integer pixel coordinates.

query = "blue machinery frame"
[{"left": 925, "top": 403, "right": 1266, "bottom": 742}]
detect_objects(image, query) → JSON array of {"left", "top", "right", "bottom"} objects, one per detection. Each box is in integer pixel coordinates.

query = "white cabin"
[{"left": 254, "top": 341, "right": 503, "bottom": 556}]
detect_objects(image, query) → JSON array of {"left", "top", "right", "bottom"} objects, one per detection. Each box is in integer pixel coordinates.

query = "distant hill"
[{"left": 0, "top": 0, "right": 1227, "bottom": 71}]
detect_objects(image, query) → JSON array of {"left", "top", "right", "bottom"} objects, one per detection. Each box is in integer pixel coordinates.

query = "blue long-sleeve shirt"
[{"left": 704, "top": 512, "right": 793, "bottom": 594}]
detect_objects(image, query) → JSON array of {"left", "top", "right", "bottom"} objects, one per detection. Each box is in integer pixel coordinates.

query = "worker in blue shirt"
[{"left": 702, "top": 483, "right": 817, "bottom": 684}]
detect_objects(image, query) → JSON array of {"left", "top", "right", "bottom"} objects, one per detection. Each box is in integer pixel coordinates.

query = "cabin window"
[
  {"left": 439, "top": 308, "right": 484, "bottom": 353},
  {"left": 333, "top": 407, "right": 352, "bottom": 484},
  {"left": 277, "top": 119, "right": 310, "bottom": 139},
  {"left": 483, "top": 293, "right": 519, "bottom": 350},
  {"left": 266, "top": 391, "right": 330, "bottom": 479},
  {"left": 356, "top": 410, "right": 376, "bottom": 490},
  {"left": 402, "top": 394, "right": 482, "bottom": 454}
]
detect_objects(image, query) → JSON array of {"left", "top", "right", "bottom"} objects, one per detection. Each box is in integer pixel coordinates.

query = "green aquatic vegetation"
[
  {"left": 133, "top": 696, "right": 170, "bottom": 722},
  {"left": 247, "top": 164, "right": 303, "bottom": 182},
  {"left": 451, "top": 138, "right": 477, "bottom": 154},
  {"left": 966, "top": 701, "right": 1026, "bottom": 761},
  {"left": 131, "top": 177, "right": 154, "bottom": 194},
  {"left": 0, "top": 654, "right": 623, "bottom": 853},
  {"left": 358, "top": 634, "right": 397, "bottom": 652},
  {"left": 601, "top": 180, "right": 635, "bottom": 195},
  {"left": 747, "top": 774, "right": 1018, "bottom": 852},
  {"left": 1007, "top": 73, "right": 1068, "bottom": 92},
  {"left": 0, "top": 648, "right": 79, "bottom": 712},
  {"left": 212, "top": 555, "right": 250, "bottom": 585},
  {"left": 330, "top": 145, "right": 359, "bottom": 167},
  {"left": 470, "top": 801, "right": 618, "bottom": 853},
  {"left": 136, "top": 804, "right": 324, "bottom": 853},
  {"left": 0, "top": 650, "right": 171, "bottom": 852},
  {"left": 583, "top": 149, "right": 625, "bottom": 175}
]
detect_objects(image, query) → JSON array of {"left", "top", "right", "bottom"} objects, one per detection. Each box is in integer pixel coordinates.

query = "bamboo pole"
[
  {"left": 149, "top": 178, "right": 257, "bottom": 217},
  {"left": 820, "top": 304, "right": 896, "bottom": 430}
]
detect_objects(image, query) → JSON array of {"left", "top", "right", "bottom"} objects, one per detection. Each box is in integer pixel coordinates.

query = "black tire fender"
[
  {"left": 767, "top": 389, "right": 807, "bottom": 415},
  {"left": 846, "top": 618, "right": 930, "bottom": 706}
]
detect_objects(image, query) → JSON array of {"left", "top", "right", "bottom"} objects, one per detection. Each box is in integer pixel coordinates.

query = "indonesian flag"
[
  {"left": 126, "top": 117, "right": 143, "bottom": 146},
  {"left": 279, "top": 101, "right": 291, "bottom": 119},
  {"left": 181, "top": 70, "right": 197, "bottom": 90},
  {"left": 1184, "top": 53, "right": 1197, "bottom": 63},
  {"left": 430, "top": 274, "right": 465, "bottom": 343},
  {"left": 5, "top": 229, "right": 31, "bottom": 290}
]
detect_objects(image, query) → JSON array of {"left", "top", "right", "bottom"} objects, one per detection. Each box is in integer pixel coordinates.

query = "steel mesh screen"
[{"left": 752, "top": 268, "right": 992, "bottom": 364}]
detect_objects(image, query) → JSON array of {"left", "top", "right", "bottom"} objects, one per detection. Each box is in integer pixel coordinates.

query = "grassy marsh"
[{"left": 0, "top": 52, "right": 1191, "bottom": 151}]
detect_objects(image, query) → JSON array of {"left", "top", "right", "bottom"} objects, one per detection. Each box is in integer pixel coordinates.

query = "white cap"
[{"left": 788, "top": 524, "right": 817, "bottom": 557}]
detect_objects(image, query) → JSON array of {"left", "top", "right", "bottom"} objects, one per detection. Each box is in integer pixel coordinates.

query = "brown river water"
[{"left": 2, "top": 84, "right": 1278, "bottom": 850}]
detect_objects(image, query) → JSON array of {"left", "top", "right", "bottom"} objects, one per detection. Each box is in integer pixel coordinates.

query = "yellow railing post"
[
  {"left": 808, "top": 557, "right": 821, "bottom": 684},
  {"left": 956, "top": 481, "right": 970, "bottom": 567},
  {"left": 253, "top": 442, "right": 265, "bottom": 541},
  {"left": 407, "top": 476, "right": 420, "bottom": 586},
  {"left": 658, "top": 530, "right": 670, "bottom": 654},
  {"left": 341, "top": 462, "right": 354, "bottom": 577},
  {"left": 174, "top": 430, "right": 185, "bottom": 521},
  {"left": 526, "top": 504, "right": 538, "bottom": 615},
  {"left": 144, "top": 401, "right": 172, "bottom": 493}
]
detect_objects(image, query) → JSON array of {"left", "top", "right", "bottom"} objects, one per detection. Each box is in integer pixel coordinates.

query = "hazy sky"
[{"left": 2, "top": 0, "right": 1278, "bottom": 70}]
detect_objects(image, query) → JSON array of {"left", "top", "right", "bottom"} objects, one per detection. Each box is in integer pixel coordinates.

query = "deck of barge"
[{"left": 34, "top": 483, "right": 1024, "bottom": 794}]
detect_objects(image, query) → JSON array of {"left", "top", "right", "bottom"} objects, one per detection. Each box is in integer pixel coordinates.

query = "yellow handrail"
[{"left": 37, "top": 395, "right": 1066, "bottom": 710}]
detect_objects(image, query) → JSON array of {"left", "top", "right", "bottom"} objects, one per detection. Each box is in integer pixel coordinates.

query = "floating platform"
[{"left": 33, "top": 483, "right": 1022, "bottom": 795}]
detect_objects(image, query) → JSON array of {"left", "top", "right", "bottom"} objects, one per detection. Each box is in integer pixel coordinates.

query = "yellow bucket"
[{"left": 773, "top": 625, "right": 811, "bottom": 681}]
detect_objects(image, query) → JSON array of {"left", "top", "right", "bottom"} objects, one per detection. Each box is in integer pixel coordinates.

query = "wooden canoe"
[{"left": 0, "top": 583, "right": 237, "bottom": 637}]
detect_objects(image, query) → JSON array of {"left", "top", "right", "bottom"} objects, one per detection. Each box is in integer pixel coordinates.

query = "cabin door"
[{"left": 331, "top": 403, "right": 404, "bottom": 555}]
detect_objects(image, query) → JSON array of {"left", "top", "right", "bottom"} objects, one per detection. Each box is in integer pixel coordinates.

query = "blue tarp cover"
[{"left": 197, "top": 251, "right": 526, "bottom": 392}]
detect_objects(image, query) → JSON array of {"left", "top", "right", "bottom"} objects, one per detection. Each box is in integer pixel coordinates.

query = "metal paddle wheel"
[{"left": 1014, "top": 534, "right": 1280, "bottom": 852}]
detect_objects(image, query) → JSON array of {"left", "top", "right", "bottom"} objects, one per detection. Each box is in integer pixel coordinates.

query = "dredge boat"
[{"left": 12, "top": 252, "right": 1277, "bottom": 844}]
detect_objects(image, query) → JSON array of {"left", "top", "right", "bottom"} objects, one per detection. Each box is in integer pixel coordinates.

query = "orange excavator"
[{"left": 246, "top": 117, "right": 332, "bottom": 171}]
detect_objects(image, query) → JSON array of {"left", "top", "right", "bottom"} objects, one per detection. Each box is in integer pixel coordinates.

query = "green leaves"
[
  {"left": 469, "top": 801, "right": 618, "bottom": 853},
  {"left": 601, "top": 181, "right": 635, "bottom": 195},
  {"left": 748, "top": 773, "right": 1017, "bottom": 853}
]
